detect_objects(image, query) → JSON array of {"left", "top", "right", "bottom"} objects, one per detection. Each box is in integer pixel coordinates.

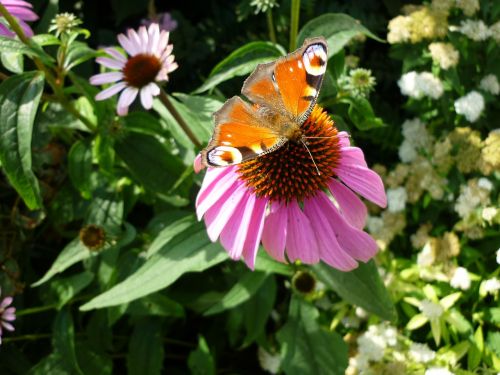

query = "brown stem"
[
  {"left": 0, "top": 3, "right": 97, "bottom": 133},
  {"left": 158, "top": 90, "right": 202, "bottom": 148}
]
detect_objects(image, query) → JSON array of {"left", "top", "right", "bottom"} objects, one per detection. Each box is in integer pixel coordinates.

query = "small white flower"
[
  {"left": 454, "top": 91, "right": 485, "bottom": 122},
  {"left": 367, "top": 216, "right": 384, "bottom": 235},
  {"left": 417, "top": 242, "right": 435, "bottom": 267},
  {"left": 419, "top": 299, "right": 443, "bottom": 319},
  {"left": 250, "top": 0, "right": 278, "bottom": 14},
  {"left": 491, "top": 21, "right": 500, "bottom": 43},
  {"left": 455, "top": 0, "right": 480, "bottom": 16},
  {"left": 398, "top": 71, "right": 443, "bottom": 99},
  {"left": 480, "top": 74, "right": 500, "bottom": 95},
  {"left": 425, "top": 367, "right": 455, "bottom": 375},
  {"left": 257, "top": 347, "right": 281, "bottom": 374},
  {"left": 478, "top": 177, "right": 493, "bottom": 191},
  {"left": 496, "top": 249, "right": 500, "bottom": 265},
  {"left": 409, "top": 342, "right": 436, "bottom": 363},
  {"left": 399, "top": 139, "right": 418, "bottom": 163},
  {"left": 454, "top": 19, "right": 492, "bottom": 41},
  {"left": 450, "top": 267, "right": 471, "bottom": 290},
  {"left": 428, "top": 42, "right": 459, "bottom": 70},
  {"left": 483, "top": 278, "right": 500, "bottom": 294},
  {"left": 355, "top": 307, "right": 369, "bottom": 319},
  {"left": 342, "top": 316, "right": 361, "bottom": 329},
  {"left": 482, "top": 207, "right": 498, "bottom": 222},
  {"left": 357, "top": 333, "right": 386, "bottom": 362},
  {"left": 387, "top": 187, "right": 407, "bottom": 213}
]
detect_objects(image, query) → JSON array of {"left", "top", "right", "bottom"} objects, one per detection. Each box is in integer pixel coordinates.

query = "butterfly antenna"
[{"left": 300, "top": 139, "right": 321, "bottom": 176}]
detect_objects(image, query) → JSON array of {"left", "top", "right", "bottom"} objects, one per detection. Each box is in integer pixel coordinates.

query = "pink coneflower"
[
  {"left": 0, "top": 288, "right": 16, "bottom": 344},
  {"left": 90, "top": 23, "right": 178, "bottom": 116},
  {"left": 195, "top": 106, "right": 387, "bottom": 271},
  {"left": 0, "top": 0, "right": 38, "bottom": 38}
]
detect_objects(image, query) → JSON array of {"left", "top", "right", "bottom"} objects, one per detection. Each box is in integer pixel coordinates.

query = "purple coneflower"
[
  {"left": 90, "top": 23, "right": 178, "bottom": 116},
  {"left": 141, "top": 12, "right": 178, "bottom": 32},
  {"left": 0, "top": 288, "right": 16, "bottom": 344},
  {"left": 0, "top": 0, "right": 38, "bottom": 38},
  {"left": 195, "top": 106, "right": 387, "bottom": 271}
]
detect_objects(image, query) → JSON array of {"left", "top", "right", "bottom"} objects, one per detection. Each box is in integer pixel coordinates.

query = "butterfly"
[{"left": 201, "top": 37, "right": 328, "bottom": 168}]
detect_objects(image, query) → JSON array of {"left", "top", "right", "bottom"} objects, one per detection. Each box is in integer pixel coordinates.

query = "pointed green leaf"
[
  {"left": 204, "top": 271, "right": 268, "bottom": 316},
  {"left": 127, "top": 319, "right": 164, "bottom": 375},
  {"left": 298, "top": 13, "right": 384, "bottom": 58},
  {"left": 406, "top": 314, "right": 429, "bottom": 330},
  {"left": 48, "top": 271, "right": 94, "bottom": 308},
  {"left": 468, "top": 326, "right": 484, "bottom": 370},
  {"left": 313, "top": 260, "right": 397, "bottom": 321},
  {"left": 80, "top": 223, "right": 228, "bottom": 310},
  {"left": 53, "top": 309, "right": 83, "bottom": 375},
  {"left": 277, "top": 297, "right": 348, "bottom": 375},
  {"left": 193, "top": 41, "right": 286, "bottom": 93},
  {"left": 1, "top": 51, "right": 23, "bottom": 73},
  {"left": 68, "top": 140, "right": 93, "bottom": 199},
  {"left": 0, "top": 71, "right": 45, "bottom": 209},
  {"left": 188, "top": 336, "right": 216, "bottom": 375}
]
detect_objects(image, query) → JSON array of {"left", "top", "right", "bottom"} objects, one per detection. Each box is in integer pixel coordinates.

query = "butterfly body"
[{"left": 201, "top": 37, "right": 328, "bottom": 168}]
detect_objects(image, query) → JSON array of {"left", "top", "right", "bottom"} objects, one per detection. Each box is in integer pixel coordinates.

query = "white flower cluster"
[
  {"left": 482, "top": 278, "right": 500, "bottom": 295},
  {"left": 497, "top": 248, "right": 500, "bottom": 265},
  {"left": 398, "top": 71, "right": 444, "bottom": 99},
  {"left": 455, "top": 0, "right": 480, "bottom": 16},
  {"left": 409, "top": 342, "right": 436, "bottom": 363},
  {"left": 250, "top": 0, "right": 278, "bottom": 14},
  {"left": 417, "top": 242, "right": 435, "bottom": 267},
  {"left": 425, "top": 367, "right": 455, "bottom": 375},
  {"left": 428, "top": 42, "right": 459, "bottom": 69},
  {"left": 398, "top": 118, "right": 432, "bottom": 163},
  {"left": 387, "top": 187, "right": 407, "bottom": 213},
  {"left": 454, "top": 178, "right": 491, "bottom": 219},
  {"left": 450, "top": 267, "right": 471, "bottom": 290},
  {"left": 453, "top": 20, "right": 492, "bottom": 41},
  {"left": 419, "top": 299, "right": 443, "bottom": 319},
  {"left": 479, "top": 74, "right": 500, "bottom": 95},
  {"left": 454, "top": 91, "right": 485, "bottom": 122},
  {"left": 352, "top": 323, "right": 398, "bottom": 371}
]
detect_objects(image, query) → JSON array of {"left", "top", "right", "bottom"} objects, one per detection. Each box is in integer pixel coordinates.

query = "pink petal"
[
  {"left": 303, "top": 195, "right": 358, "bottom": 271},
  {"left": 1, "top": 321, "right": 14, "bottom": 331},
  {"left": 204, "top": 182, "right": 247, "bottom": 242},
  {"left": 104, "top": 47, "right": 127, "bottom": 63},
  {"left": 17, "top": 19, "right": 33, "bottom": 37},
  {"left": 316, "top": 193, "right": 378, "bottom": 262},
  {"left": 285, "top": 201, "right": 320, "bottom": 264},
  {"left": 96, "top": 56, "right": 124, "bottom": 69},
  {"left": 0, "top": 297, "right": 12, "bottom": 309},
  {"left": 6, "top": 6, "right": 38, "bottom": 21},
  {"left": 117, "top": 34, "right": 136, "bottom": 56},
  {"left": 338, "top": 131, "right": 350, "bottom": 147},
  {"left": 117, "top": 87, "right": 138, "bottom": 116},
  {"left": 196, "top": 167, "right": 238, "bottom": 220},
  {"left": 127, "top": 29, "right": 143, "bottom": 55},
  {"left": 335, "top": 164, "right": 387, "bottom": 208},
  {"left": 140, "top": 85, "right": 154, "bottom": 109},
  {"left": 261, "top": 202, "right": 288, "bottom": 263},
  {"left": 328, "top": 179, "right": 367, "bottom": 229},
  {"left": 0, "top": 24, "right": 15, "bottom": 37},
  {"left": 89, "top": 72, "right": 123, "bottom": 85},
  {"left": 220, "top": 191, "right": 256, "bottom": 260},
  {"left": 241, "top": 197, "right": 267, "bottom": 269},
  {"left": 340, "top": 146, "right": 368, "bottom": 168},
  {"left": 95, "top": 82, "right": 126, "bottom": 101},
  {"left": 158, "top": 31, "right": 170, "bottom": 50},
  {"left": 193, "top": 154, "right": 205, "bottom": 173}
]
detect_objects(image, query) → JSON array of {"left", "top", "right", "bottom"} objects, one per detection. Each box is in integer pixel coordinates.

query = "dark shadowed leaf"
[
  {"left": 0, "top": 72, "right": 45, "bottom": 209},
  {"left": 48, "top": 271, "right": 94, "bottom": 308},
  {"left": 188, "top": 336, "right": 216, "bottom": 375},
  {"left": 127, "top": 319, "right": 164, "bottom": 375},
  {"left": 53, "top": 309, "right": 83, "bottom": 375},
  {"left": 313, "top": 260, "right": 397, "bottom": 321},
  {"left": 298, "top": 13, "right": 384, "bottom": 57},
  {"left": 68, "top": 140, "right": 93, "bottom": 199},
  {"left": 277, "top": 297, "right": 348, "bottom": 375}
]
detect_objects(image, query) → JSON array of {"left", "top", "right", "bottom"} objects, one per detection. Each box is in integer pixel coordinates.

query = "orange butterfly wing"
[
  {"left": 243, "top": 37, "right": 328, "bottom": 122},
  {"left": 201, "top": 97, "right": 286, "bottom": 167}
]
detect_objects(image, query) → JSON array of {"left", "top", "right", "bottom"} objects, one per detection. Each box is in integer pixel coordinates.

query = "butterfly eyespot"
[
  {"left": 207, "top": 146, "right": 243, "bottom": 166},
  {"left": 303, "top": 44, "right": 327, "bottom": 76}
]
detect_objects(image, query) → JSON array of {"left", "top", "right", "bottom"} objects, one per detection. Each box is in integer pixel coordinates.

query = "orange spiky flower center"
[
  {"left": 237, "top": 105, "right": 341, "bottom": 203},
  {"left": 123, "top": 53, "right": 161, "bottom": 88}
]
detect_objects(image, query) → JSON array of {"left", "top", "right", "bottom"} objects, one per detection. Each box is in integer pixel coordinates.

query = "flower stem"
[
  {"left": 0, "top": 3, "right": 97, "bottom": 133},
  {"left": 2, "top": 333, "right": 52, "bottom": 343},
  {"left": 266, "top": 9, "right": 277, "bottom": 44},
  {"left": 16, "top": 303, "right": 59, "bottom": 316},
  {"left": 158, "top": 90, "right": 203, "bottom": 148},
  {"left": 289, "top": 0, "right": 301, "bottom": 51}
]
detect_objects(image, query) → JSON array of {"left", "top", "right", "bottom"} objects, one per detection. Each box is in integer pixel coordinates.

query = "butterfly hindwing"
[
  {"left": 202, "top": 97, "right": 287, "bottom": 167},
  {"left": 242, "top": 37, "right": 328, "bottom": 123}
]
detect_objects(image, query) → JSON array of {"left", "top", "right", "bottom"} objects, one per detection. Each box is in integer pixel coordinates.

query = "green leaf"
[
  {"left": 115, "top": 133, "right": 184, "bottom": 193},
  {"left": 340, "top": 96, "right": 384, "bottom": 130},
  {"left": 27, "top": 353, "right": 70, "bottom": 375},
  {"left": 277, "top": 297, "right": 348, "bottom": 375},
  {"left": 487, "top": 332, "right": 500, "bottom": 358},
  {"left": 0, "top": 36, "right": 37, "bottom": 56},
  {"left": 68, "top": 140, "right": 93, "bottom": 199},
  {"left": 313, "top": 260, "right": 397, "bottom": 321},
  {"left": 243, "top": 276, "right": 277, "bottom": 346},
  {"left": 193, "top": 41, "right": 286, "bottom": 93},
  {"left": 85, "top": 191, "right": 124, "bottom": 234},
  {"left": 122, "top": 112, "right": 166, "bottom": 137},
  {"left": 127, "top": 319, "right": 164, "bottom": 375},
  {"left": 468, "top": 326, "right": 484, "bottom": 370},
  {"left": 188, "top": 336, "right": 216, "bottom": 375},
  {"left": 406, "top": 314, "right": 429, "bottom": 330},
  {"left": 79, "top": 223, "right": 228, "bottom": 310},
  {"left": 53, "top": 309, "right": 83, "bottom": 375},
  {"left": 0, "top": 71, "right": 45, "bottom": 209},
  {"left": 1, "top": 51, "right": 23, "bottom": 73},
  {"left": 127, "top": 293, "right": 185, "bottom": 318},
  {"left": 64, "top": 41, "right": 97, "bottom": 70},
  {"left": 254, "top": 250, "right": 294, "bottom": 276},
  {"left": 75, "top": 343, "right": 113, "bottom": 375},
  {"left": 204, "top": 271, "right": 269, "bottom": 316},
  {"left": 146, "top": 214, "right": 197, "bottom": 257},
  {"left": 297, "top": 13, "right": 384, "bottom": 58},
  {"left": 48, "top": 271, "right": 94, "bottom": 308},
  {"left": 31, "top": 34, "right": 61, "bottom": 47},
  {"left": 32, "top": 238, "right": 92, "bottom": 287}
]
